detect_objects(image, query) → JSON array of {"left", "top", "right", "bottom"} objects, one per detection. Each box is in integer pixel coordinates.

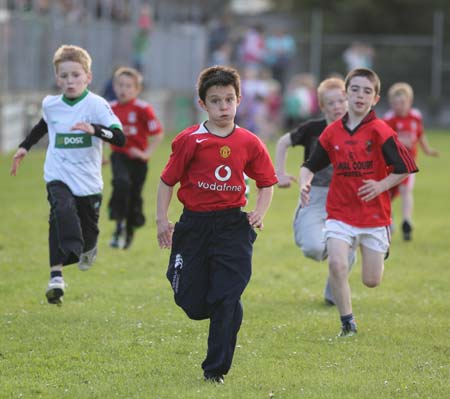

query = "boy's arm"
[
  {"left": 358, "top": 134, "right": 419, "bottom": 202},
  {"left": 11, "top": 118, "right": 48, "bottom": 176},
  {"left": 247, "top": 185, "right": 274, "bottom": 229},
  {"left": 418, "top": 135, "right": 439, "bottom": 157},
  {"left": 91, "top": 124, "right": 126, "bottom": 147},
  {"left": 156, "top": 179, "right": 175, "bottom": 249},
  {"left": 71, "top": 122, "right": 126, "bottom": 147},
  {"left": 358, "top": 173, "right": 408, "bottom": 202},
  {"left": 129, "top": 132, "right": 164, "bottom": 162},
  {"left": 299, "top": 166, "right": 315, "bottom": 207},
  {"left": 275, "top": 133, "right": 298, "bottom": 188}
]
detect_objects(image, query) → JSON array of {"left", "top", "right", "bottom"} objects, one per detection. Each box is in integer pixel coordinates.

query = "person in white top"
[{"left": 11, "top": 45, "right": 125, "bottom": 305}]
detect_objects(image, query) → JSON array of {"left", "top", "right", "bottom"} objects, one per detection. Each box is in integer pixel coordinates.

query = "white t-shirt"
[{"left": 42, "top": 90, "right": 122, "bottom": 196}]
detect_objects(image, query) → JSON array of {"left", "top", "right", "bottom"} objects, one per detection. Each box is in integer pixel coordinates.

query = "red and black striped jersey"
[{"left": 305, "top": 110, "right": 418, "bottom": 227}]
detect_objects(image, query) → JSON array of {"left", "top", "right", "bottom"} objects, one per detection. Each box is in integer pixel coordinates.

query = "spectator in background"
[
  {"left": 132, "top": 4, "right": 154, "bottom": 73},
  {"left": 265, "top": 28, "right": 296, "bottom": 89},
  {"left": 343, "top": 42, "right": 375, "bottom": 72},
  {"left": 239, "top": 24, "right": 266, "bottom": 70},
  {"left": 283, "top": 73, "right": 319, "bottom": 130}
]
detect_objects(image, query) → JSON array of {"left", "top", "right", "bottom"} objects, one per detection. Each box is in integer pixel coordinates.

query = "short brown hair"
[
  {"left": 344, "top": 68, "right": 381, "bottom": 96},
  {"left": 317, "top": 77, "right": 345, "bottom": 107},
  {"left": 53, "top": 44, "right": 92, "bottom": 74},
  {"left": 196, "top": 65, "right": 241, "bottom": 102},
  {"left": 113, "top": 67, "right": 143, "bottom": 89},
  {"left": 388, "top": 82, "right": 414, "bottom": 101}
]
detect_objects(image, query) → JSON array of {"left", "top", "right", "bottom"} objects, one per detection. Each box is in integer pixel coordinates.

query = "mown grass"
[{"left": 0, "top": 131, "right": 449, "bottom": 398}]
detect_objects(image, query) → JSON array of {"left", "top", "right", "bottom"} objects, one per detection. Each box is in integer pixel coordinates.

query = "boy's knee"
[
  {"left": 302, "top": 244, "right": 326, "bottom": 262},
  {"left": 362, "top": 277, "right": 381, "bottom": 288},
  {"left": 328, "top": 258, "right": 348, "bottom": 277},
  {"left": 113, "top": 176, "right": 131, "bottom": 191}
]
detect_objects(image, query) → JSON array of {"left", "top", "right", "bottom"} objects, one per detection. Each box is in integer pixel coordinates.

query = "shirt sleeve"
[
  {"left": 382, "top": 136, "right": 419, "bottom": 174},
  {"left": 95, "top": 96, "right": 123, "bottom": 131},
  {"left": 92, "top": 124, "right": 126, "bottom": 147},
  {"left": 19, "top": 118, "right": 48, "bottom": 150},
  {"left": 289, "top": 120, "right": 311, "bottom": 146},
  {"left": 303, "top": 140, "right": 331, "bottom": 172},
  {"left": 143, "top": 106, "right": 163, "bottom": 136},
  {"left": 244, "top": 138, "right": 278, "bottom": 188},
  {"left": 160, "top": 133, "right": 196, "bottom": 186}
]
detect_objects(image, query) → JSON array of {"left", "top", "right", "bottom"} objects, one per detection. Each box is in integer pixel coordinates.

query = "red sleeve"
[
  {"left": 160, "top": 132, "right": 195, "bottom": 186},
  {"left": 142, "top": 105, "right": 162, "bottom": 136},
  {"left": 244, "top": 137, "right": 278, "bottom": 188}
]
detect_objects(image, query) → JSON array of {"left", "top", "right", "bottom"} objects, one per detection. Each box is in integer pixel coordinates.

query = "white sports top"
[{"left": 42, "top": 90, "right": 121, "bottom": 196}]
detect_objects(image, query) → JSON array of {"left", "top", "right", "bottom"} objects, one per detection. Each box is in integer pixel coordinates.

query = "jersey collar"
[
  {"left": 62, "top": 89, "right": 89, "bottom": 106},
  {"left": 342, "top": 109, "right": 377, "bottom": 135}
]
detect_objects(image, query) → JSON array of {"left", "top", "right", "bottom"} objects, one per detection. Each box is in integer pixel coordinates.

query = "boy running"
[
  {"left": 108, "top": 67, "right": 163, "bottom": 249},
  {"left": 300, "top": 68, "right": 418, "bottom": 336},
  {"left": 156, "top": 66, "right": 277, "bottom": 383},
  {"left": 10, "top": 45, "right": 125, "bottom": 305},
  {"left": 275, "top": 77, "right": 354, "bottom": 305},
  {"left": 383, "top": 82, "right": 439, "bottom": 240}
]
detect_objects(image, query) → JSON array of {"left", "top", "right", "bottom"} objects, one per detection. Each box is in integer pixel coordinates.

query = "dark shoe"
[
  {"left": 204, "top": 374, "right": 224, "bottom": 384},
  {"left": 402, "top": 220, "right": 412, "bottom": 241},
  {"left": 338, "top": 321, "right": 357, "bottom": 337},
  {"left": 123, "top": 229, "right": 134, "bottom": 250}
]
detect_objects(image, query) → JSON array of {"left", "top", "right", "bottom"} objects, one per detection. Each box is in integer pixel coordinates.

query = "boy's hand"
[
  {"left": 11, "top": 148, "right": 28, "bottom": 176},
  {"left": 300, "top": 183, "right": 311, "bottom": 207},
  {"left": 358, "top": 179, "right": 385, "bottom": 202},
  {"left": 277, "top": 173, "right": 298, "bottom": 188},
  {"left": 247, "top": 211, "right": 264, "bottom": 230},
  {"left": 157, "top": 219, "right": 174, "bottom": 249},
  {"left": 128, "top": 147, "right": 147, "bottom": 161},
  {"left": 71, "top": 122, "right": 95, "bottom": 135}
]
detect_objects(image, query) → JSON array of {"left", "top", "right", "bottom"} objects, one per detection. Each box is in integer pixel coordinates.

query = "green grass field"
[{"left": 1, "top": 131, "right": 449, "bottom": 399}]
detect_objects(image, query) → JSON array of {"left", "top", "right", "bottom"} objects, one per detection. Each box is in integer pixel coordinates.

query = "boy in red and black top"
[
  {"left": 109, "top": 67, "right": 163, "bottom": 249},
  {"left": 383, "top": 82, "right": 438, "bottom": 240},
  {"left": 157, "top": 66, "right": 277, "bottom": 383},
  {"left": 300, "top": 68, "right": 418, "bottom": 337}
]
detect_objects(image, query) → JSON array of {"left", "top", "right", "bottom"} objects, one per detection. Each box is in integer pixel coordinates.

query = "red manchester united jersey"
[
  {"left": 161, "top": 123, "right": 278, "bottom": 211},
  {"left": 383, "top": 108, "right": 423, "bottom": 159},
  {"left": 110, "top": 98, "right": 162, "bottom": 156},
  {"left": 318, "top": 111, "right": 417, "bottom": 227}
]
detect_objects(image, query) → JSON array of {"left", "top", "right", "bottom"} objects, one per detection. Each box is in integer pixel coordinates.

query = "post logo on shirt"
[
  {"left": 55, "top": 133, "right": 92, "bottom": 148},
  {"left": 220, "top": 146, "right": 231, "bottom": 158}
]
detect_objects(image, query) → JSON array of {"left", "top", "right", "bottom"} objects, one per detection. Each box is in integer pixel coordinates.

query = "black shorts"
[
  {"left": 47, "top": 181, "right": 102, "bottom": 266},
  {"left": 166, "top": 208, "right": 257, "bottom": 320}
]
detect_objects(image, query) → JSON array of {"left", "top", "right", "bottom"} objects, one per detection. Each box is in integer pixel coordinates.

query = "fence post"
[
  {"left": 431, "top": 10, "right": 444, "bottom": 101},
  {"left": 309, "top": 9, "right": 322, "bottom": 82}
]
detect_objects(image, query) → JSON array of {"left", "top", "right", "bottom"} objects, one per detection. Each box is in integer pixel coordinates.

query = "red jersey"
[
  {"left": 110, "top": 98, "right": 162, "bottom": 157},
  {"left": 161, "top": 123, "right": 278, "bottom": 212},
  {"left": 306, "top": 111, "right": 418, "bottom": 227},
  {"left": 383, "top": 108, "right": 423, "bottom": 159}
]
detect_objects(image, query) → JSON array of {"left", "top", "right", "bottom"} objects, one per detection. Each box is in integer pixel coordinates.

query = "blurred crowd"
[{"left": 208, "top": 16, "right": 321, "bottom": 140}]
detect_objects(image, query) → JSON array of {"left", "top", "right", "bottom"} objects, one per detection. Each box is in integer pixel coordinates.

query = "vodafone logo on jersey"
[
  {"left": 197, "top": 164, "right": 242, "bottom": 192},
  {"left": 214, "top": 165, "right": 232, "bottom": 182}
]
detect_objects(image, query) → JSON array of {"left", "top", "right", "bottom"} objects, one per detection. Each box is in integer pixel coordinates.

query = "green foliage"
[{"left": 1, "top": 132, "right": 449, "bottom": 398}]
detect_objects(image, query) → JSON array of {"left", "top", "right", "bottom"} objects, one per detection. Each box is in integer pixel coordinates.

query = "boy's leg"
[
  {"left": 124, "top": 160, "right": 148, "bottom": 249},
  {"left": 167, "top": 212, "right": 211, "bottom": 320},
  {"left": 47, "top": 181, "right": 84, "bottom": 267},
  {"left": 327, "top": 237, "right": 352, "bottom": 317},
  {"left": 360, "top": 246, "right": 384, "bottom": 288},
  {"left": 202, "top": 211, "right": 255, "bottom": 378},
  {"left": 46, "top": 181, "right": 83, "bottom": 303},
  {"left": 399, "top": 176, "right": 415, "bottom": 240},
  {"left": 108, "top": 152, "right": 131, "bottom": 222},
  {"left": 293, "top": 186, "right": 328, "bottom": 261},
  {"left": 75, "top": 193, "right": 102, "bottom": 271}
]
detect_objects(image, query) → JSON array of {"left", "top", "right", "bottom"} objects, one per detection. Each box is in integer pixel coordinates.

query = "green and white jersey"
[{"left": 42, "top": 90, "right": 122, "bottom": 196}]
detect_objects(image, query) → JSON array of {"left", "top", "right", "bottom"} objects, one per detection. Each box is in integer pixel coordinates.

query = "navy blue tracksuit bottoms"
[{"left": 166, "top": 207, "right": 257, "bottom": 377}]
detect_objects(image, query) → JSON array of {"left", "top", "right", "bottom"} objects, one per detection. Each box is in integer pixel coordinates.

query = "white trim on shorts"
[{"left": 324, "top": 219, "right": 391, "bottom": 254}]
